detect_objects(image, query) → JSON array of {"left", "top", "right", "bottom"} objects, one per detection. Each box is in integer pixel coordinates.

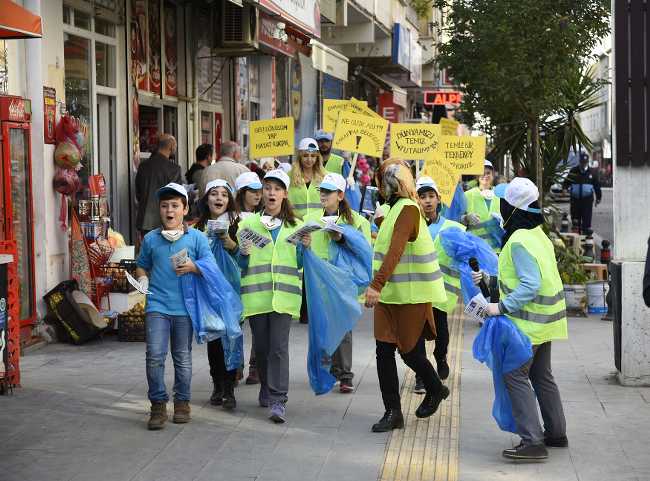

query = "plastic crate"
[{"left": 118, "top": 314, "right": 145, "bottom": 342}]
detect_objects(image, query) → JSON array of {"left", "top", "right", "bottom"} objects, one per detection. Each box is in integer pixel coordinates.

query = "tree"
[{"left": 433, "top": 0, "right": 610, "bottom": 201}]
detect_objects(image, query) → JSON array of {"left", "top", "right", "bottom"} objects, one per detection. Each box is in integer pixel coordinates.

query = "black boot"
[
  {"left": 210, "top": 380, "right": 223, "bottom": 406},
  {"left": 436, "top": 358, "right": 450, "bottom": 381},
  {"left": 415, "top": 385, "right": 450, "bottom": 418},
  {"left": 371, "top": 409, "right": 404, "bottom": 433},
  {"left": 222, "top": 375, "right": 237, "bottom": 410}
]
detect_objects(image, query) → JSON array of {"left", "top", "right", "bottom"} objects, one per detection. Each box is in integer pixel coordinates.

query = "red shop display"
[
  {"left": 43, "top": 87, "right": 56, "bottom": 144},
  {"left": 0, "top": 95, "right": 37, "bottom": 338}
]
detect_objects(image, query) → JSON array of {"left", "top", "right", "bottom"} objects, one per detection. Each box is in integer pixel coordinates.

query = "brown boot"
[
  {"left": 147, "top": 402, "right": 168, "bottom": 430},
  {"left": 173, "top": 400, "right": 191, "bottom": 424}
]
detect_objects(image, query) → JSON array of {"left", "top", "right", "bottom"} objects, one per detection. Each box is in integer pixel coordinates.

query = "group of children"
[{"left": 136, "top": 139, "right": 372, "bottom": 430}]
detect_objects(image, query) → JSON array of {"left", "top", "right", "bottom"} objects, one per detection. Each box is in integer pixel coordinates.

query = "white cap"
[
  {"left": 416, "top": 176, "right": 439, "bottom": 195},
  {"left": 279, "top": 162, "right": 292, "bottom": 173},
  {"left": 205, "top": 178, "right": 234, "bottom": 195},
  {"left": 495, "top": 177, "right": 540, "bottom": 213},
  {"left": 235, "top": 172, "right": 263, "bottom": 191},
  {"left": 484, "top": 159, "right": 494, "bottom": 168},
  {"left": 264, "top": 169, "right": 291, "bottom": 190},
  {"left": 319, "top": 173, "right": 347, "bottom": 192},
  {"left": 156, "top": 182, "right": 188, "bottom": 201},
  {"left": 298, "top": 137, "right": 319, "bottom": 152}
]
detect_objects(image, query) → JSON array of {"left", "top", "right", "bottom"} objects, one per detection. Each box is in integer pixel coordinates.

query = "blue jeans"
[{"left": 145, "top": 312, "right": 193, "bottom": 402}]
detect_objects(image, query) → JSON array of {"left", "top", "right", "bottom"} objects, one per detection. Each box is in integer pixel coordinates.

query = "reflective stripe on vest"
[
  {"left": 372, "top": 198, "right": 447, "bottom": 305},
  {"left": 293, "top": 202, "right": 322, "bottom": 211},
  {"left": 498, "top": 225, "right": 568, "bottom": 345},
  {"left": 241, "top": 281, "right": 302, "bottom": 296}
]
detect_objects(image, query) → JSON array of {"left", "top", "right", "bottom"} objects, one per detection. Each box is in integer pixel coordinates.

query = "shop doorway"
[{"left": 97, "top": 95, "right": 119, "bottom": 230}]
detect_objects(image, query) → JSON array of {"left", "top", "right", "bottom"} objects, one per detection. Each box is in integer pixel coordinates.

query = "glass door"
[{"left": 1, "top": 123, "right": 35, "bottom": 326}]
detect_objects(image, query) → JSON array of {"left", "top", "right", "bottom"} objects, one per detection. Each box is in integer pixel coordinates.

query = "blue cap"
[{"left": 314, "top": 130, "right": 333, "bottom": 141}]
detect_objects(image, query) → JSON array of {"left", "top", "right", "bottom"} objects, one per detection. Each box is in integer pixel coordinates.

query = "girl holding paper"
[
  {"left": 304, "top": 173, "right": 371, "bottom": 393},
  {"left": 195, "top": 179, "right": 241, "bottom": 411},
  {"left": 288, "top": 138, "right": 327, "bottom": 219},
  {"left": 237, "top": 169, "right": 311, "bottom": 423}
]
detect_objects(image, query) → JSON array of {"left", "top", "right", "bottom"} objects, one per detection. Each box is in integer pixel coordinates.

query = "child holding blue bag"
[
  {"left": 304, "top": 173, "right": 371, "bottom": 393},
  {"left": 195, "top": 178, "right": 241, "bottom": 410}
]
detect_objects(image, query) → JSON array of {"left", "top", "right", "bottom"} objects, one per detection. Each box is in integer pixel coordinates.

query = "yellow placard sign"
[
  {"left": 438, "top": 135, "right": 486, "bottom": 175},
  {"left": 332, "top": 111, "right": 389, "bottom": 158},
  {"left": 439, "top": 117, "right": 460, "bottom": 136},
  {"left": 323, "top": 99, "right": 351, "bottom": 134},
  {"left": 350, "top": 98, "right": 383, "bottom": 120},
  {"left": 249, "top": 117, "right": 295, "bottom": 159},
  {"left": 390, "top": 123, "right": 441, "bottom": 160},
  {"left": 422, "top": 161, "right": 459, "bottom": 205}
]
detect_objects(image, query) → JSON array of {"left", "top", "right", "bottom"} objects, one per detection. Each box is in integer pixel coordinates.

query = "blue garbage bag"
[
  {"left": 442, "top": 182, "right": 467, "bottom": 223},
  {"left": 343, "top": 160, "right": 362, "bottom": 211},
  {"left": 439, "top": 229, "right": 499, "bottom": 303},
  {"left": 182, "top": 258, "right": 243, "bottom": 370},
  {"left": 482, "top": 217, "right": 505, "bottom": 249},
  {"left": 328, "top": 225, "right": 373, "bottom": 293},
  {"left": 472, "top": 315, "right": 533, "bottom": 432},
  {"left": 304, "top": 248, "right": 363, "bottom": 395},
  {"left": 210, "top": 236, "right": 241, "bottom": 293}
]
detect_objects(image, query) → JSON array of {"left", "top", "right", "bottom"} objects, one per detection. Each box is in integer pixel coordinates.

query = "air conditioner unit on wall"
[{"left": 216, "top": 3, "right": 259, "bottom": 53}]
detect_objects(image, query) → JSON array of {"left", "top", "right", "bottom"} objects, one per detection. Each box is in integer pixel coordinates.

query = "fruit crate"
[{"left": 117, "top": 314, "right": 145, "bottom": 342}]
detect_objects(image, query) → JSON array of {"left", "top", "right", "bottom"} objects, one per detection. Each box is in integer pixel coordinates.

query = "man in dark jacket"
[
  {"left": 135, "top": 134, "right": 182, "bottom": 236},
  {"left": 186, "top": 144, "right": 213, "bottom": 185},
  {"left": 563, "top": 153, "right": 602, "bottom": 234}
]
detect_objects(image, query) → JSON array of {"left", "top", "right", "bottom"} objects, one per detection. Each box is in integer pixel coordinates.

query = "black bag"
[{"left": 43, "top": 280, "right": 100, "bottom": 345}]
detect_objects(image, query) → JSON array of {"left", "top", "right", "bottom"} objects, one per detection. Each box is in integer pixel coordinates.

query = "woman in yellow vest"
[
  {"left": 288, "top": 137, "right": 327, "bottom": 219},
  {"left": 475, "top": 177, "right": 568, "bottom": 461},
  {"left": 414, "top": 176, "right": 466, "bottom": 393},
  {"left": 304, "top": 172, "right": 371, "bottom": 394},
  {"left": 237, "top": 169, "right": 311, "bottom": 424},
  {"left": 463, "top": 160, "right": 502, "bottom": 252},
  {"left": 365, "top": 159, "right": 450, "bottom": 433}
]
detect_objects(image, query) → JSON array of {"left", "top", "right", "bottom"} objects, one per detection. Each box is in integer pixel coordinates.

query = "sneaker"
[
  {"left": 269, "top": 402, "right": 286, "bottom": 423},
  {"left": 413, "top": 377, "right": 426, "bottom": 394},
  {"left": 436, "top": 358, "right": 450, "bottom": 381},
  {"left": 339, "top": 379, "right": 354, "bottom": 393},
  {"left": 245, "top": 367, "right": 260, "bottom": 385},
  {"left": 222, "top": 381, "right": 237, "bottom": 410},
  {"left": 415, "top": 385, "right": 450, "bottom": 418},
  {"left": 544, "top": 435, "right": 569, "bottom": 448},
  {"left": 258, "top": 385, "right": 270, "bottom": 408},
  {"left": 502, "top": 442, "right": 548, "bottom": 460}
]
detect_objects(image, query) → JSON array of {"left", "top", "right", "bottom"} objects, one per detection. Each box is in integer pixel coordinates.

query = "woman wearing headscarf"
[
  {"left": 365, "top": 159, "right": 450, "bottom": 433},
  {"left": 474, "top": 177, "right": 568, "bottom": 461}
]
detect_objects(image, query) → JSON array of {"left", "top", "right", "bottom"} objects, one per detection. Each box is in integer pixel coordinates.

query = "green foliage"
[{"left": 555, "top": 244, "right": 591, "bottom": 285}]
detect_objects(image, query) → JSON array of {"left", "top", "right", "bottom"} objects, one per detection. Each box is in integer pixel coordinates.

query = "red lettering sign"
[{"left": 424, "top": 91, "right": 462, "bottom": 106}]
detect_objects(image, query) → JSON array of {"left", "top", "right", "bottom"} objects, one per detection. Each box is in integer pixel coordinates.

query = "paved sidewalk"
[{"left": 460, "top": 315, "right": 650, "bottom": 481}]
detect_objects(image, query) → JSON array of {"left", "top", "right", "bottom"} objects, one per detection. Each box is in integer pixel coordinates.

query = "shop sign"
[
  {"left": 258, "top": 12, "right": 296, "bottom": 57},
  {"left": 43, "top": 87, "right": 56, "bottom": 144},
  {"left": 250, "top": 117, "right": 295, "bottom": 159},
  {"left": 164, "top": 2, "right": 177, "bottom": 97},
  {"left": 131, "top": 0, "right": 149, "bottom": 91},
  {"left": 148, "top": 0, "right": 162, "bottom": 94},
  {"left": 259, "top": 0, "right": 321, "bottom": 38},
  {"left": 391, "top": 23, "right": 411, "bottom": 71},
  {"left": 0, "top": 96, "right": 30, "bottom": 122},
  {"left": 332, "top": 111, "right": 389, "bottom": 158},
  {"left": 377, "top": 92, "right": 401, "bottom": 123},
  {"left": 424, "top": 91, "right": 463, "bottom": 106}
]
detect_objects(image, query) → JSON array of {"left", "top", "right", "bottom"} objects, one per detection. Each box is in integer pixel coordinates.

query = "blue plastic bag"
[
  {"left": 182, "top": 258, "right": 243, "bottom": 365},
  {"left": 343, "top": 160, "right": 362, "bottom": 211},
  {"left": 472, "top": 315, "right": 533, "bottom": 432},
  {"left": 328, "top": 225, "right": 373, "bottom": 292},
  {"left": 304, "top": 248, "right": 363, "bottom": 395},
  {"left": 439, "top": 229, "right": 499, "bottom": 303},
  {"left": 482, "top": 217, "right": 505, "bottom": 249},
  {"left": 210, "top": 236, "right": 241, "bottom": 293},
  {"left": 442, "top": 182, "right": 467, "bottom": 223}
]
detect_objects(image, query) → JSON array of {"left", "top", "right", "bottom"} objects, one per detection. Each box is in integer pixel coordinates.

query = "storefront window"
[
  {"left": 74, "top": 10, "right": 91, "bottom": 30},
  {"left": 95, "top": 18, "right": 116, "bottom": 37},
  {"left": 95, "top": 42, "right": 116, "bottom": 88},
  {"left": 64, "top": 33, "right": 93, "bottom": 177}
]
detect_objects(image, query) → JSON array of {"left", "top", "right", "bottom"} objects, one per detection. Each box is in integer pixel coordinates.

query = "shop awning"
[
  {"left": 0, "top": 0, "right": 42, "bottom": 39},
  {"left": 311, "top": 40, "right": 349, "bottom": 82},
  {"left": 361, "top": 71, "right": 408, "bottom": 108}
]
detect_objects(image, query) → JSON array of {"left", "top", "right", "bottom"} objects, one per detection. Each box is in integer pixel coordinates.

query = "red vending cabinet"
[{"left": 0, "top": 95, "right": 36, "bottom": 341}]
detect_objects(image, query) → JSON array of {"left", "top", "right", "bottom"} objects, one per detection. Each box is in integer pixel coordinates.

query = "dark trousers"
[
  {"left": 376, "top": 336, "right": 443, "bottom": 411},
  {"left": 207, "top": 339, "right": 236, "bottom": 388},
  {"left": 570, "top": 196, "right": 593, "bottom": 234},
  {"left": 432, "top": 308, "right": 449, "bottom": 361}
]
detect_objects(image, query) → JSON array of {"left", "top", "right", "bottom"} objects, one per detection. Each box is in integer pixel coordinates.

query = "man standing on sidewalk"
[
  {"left": 563, "top": 152, "right": 602, "bottom": 234},
  {"left": 199, "top": 141, "right": 249, "bottom": 196}
]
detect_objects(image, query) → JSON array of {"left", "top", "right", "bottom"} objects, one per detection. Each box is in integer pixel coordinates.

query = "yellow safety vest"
[
  {"left": 238, "top": 214, "right": 303, "bottom": 318},
  {"left": 432, "top": 218, "right": 466, "bottom": 313},
  {"left": 323, "top": 153, "right": 344, "bottom": 175},
  {"left": 373, "top": 198, "right": 447, "bottom": 305},
  {"left": 499, "top": 226, "right": 568, "bottom": 345},
  {"left": 464, "top": 187, "right": 501, "bottom": 252},
  {"left": 304, "top": 210, "right": 371, "bottom": 261},
  {"left": 288, "top": 180, "right": 322, "bottom": 219}
]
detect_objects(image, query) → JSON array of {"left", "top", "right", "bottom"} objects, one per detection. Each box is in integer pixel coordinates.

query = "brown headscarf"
[{"left": 375, "top": 158, "right": 418, "bottom": 203}]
